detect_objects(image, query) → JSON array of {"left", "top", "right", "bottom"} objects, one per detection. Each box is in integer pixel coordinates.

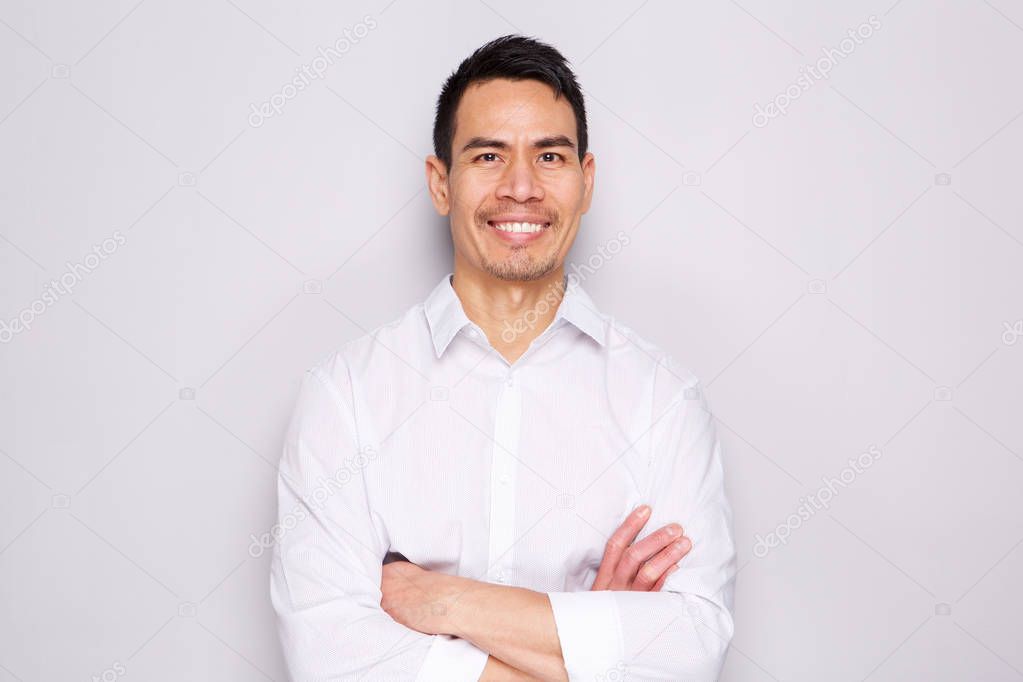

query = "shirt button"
[
  {"left": 499, "top": 473, "right": 510, "bottom": 485},
  {"left": 495, "top": 570, "right": 506, "bottom": 583},
  {"left": 505, "top": 375, "right": 514, "bottom": 387}
]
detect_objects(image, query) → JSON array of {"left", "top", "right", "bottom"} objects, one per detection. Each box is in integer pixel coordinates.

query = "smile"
[{"left": 488, "top": 221, "right": 550, "bottom": 234}]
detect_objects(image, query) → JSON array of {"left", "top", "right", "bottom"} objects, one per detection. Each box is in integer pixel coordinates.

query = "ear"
[
  {"left": 425, "top": 155, "right": 451, "bottom": 216},
  {"left": 580, "top": 151, "right": 596, "bottom": 214}
]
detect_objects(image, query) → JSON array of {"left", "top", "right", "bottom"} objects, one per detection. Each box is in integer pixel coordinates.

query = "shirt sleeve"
[
  {"left": 270, "top": 357, "right": 490, "bottom": 682},
  {"left": 547, "top": 365, "right": 737, "bottom": 681}
]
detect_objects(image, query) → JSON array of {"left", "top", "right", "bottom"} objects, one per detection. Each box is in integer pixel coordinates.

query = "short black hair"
[{"left": 432, "top": 34, "right": 588, "bottom": 171}]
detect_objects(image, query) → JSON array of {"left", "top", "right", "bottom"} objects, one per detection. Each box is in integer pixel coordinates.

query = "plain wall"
[{"left": 2, "top": 1, "right": 1022, "bottom": 680}]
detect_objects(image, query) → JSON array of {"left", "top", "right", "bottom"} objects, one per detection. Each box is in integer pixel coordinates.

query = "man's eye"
[
  {"left": 541, "top": 152, "right": 564, "bottom": 162},
  {"left": 476, "top": 153, "right": 499, "bottom": 162}
]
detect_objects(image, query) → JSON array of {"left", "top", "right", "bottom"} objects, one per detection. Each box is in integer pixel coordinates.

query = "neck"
[{"left": 450, "top": 262, "right": 567, "bottom": 363}]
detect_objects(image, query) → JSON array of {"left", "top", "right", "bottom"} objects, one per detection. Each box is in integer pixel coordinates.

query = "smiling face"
[{"left": 426, "top": 78, "right": 595, "bottom": 282}]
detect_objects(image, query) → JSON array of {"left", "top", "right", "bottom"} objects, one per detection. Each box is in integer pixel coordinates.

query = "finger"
[
  {"left": 632, "top": 538, "right": 690, "bottom": 591},
  {"left": 609, "top": 522, "right": 683, "bottom": 590},
  {"left": 591, "top": 505, "right": 652, "bottom": 590},
  {"left": 651, "top": 565, "right": 680, "bottom": 592},
  {"left": 630, "top": 536, "right": 691, "bottom": 591}
]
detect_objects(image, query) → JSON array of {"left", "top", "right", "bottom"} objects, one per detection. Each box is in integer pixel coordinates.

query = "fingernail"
[
  {"left": 666, "top": 524, "right": 680, "bottom": 536},
  {"left": 636, "top": 505, "right": 650, "bottom": 517}
]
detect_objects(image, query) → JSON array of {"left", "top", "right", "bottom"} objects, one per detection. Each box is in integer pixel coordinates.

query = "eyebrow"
[{"left": 460, "top": 135, "right": 577, "bottom": 155}]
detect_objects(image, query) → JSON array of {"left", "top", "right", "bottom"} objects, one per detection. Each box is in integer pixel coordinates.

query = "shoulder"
[{"left": 605, "top": 316, "right": 703, "bottom": 410}]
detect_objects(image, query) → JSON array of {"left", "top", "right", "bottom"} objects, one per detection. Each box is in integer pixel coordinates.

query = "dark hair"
[{"left": 432, "top": 34, "right": 588, "bottom": 171}]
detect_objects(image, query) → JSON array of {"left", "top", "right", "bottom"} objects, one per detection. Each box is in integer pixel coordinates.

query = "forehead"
[{"left": 453, "top": 78, "right": 577, "bottom": 145}]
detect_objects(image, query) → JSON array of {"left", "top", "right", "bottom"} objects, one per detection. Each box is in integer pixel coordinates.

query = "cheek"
[
  {"left": 449, "top": 190, "right": 486, "bottom": 224},
  {"left": 452, "top": 173, "right": 491, "bottom": 200},
  {"left": 547, "top": 179, "right": 586, "bottom": 209}
]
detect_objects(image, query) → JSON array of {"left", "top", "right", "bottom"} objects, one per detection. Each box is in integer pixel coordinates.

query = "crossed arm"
[
  {"left": 382, "top": 564, "right": 565, "bottom": 680},
  {"left": 379, "top": 506, "right": 694, "bottom": 680}
]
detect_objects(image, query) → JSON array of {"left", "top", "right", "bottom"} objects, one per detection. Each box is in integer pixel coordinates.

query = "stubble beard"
[{"left": 479, "top": 223, "right": 560, "bottom": 282}]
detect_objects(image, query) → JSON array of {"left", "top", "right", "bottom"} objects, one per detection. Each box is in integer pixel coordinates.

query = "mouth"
[{"left": 486, "top": 219, "right": 552, "bottom": 244}]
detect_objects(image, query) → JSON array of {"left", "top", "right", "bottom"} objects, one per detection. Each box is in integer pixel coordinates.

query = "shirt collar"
[{"left": 424, "top": 272, "right": 607, "bottom": 359}]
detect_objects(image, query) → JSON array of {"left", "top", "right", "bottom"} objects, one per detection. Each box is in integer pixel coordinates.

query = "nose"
[{"left": 496, "top": 155, "right": 545, "bottom": 204}]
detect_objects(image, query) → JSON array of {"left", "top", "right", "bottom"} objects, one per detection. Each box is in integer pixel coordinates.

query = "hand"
[
  {"left": 380, "top": 560, "right": 458, "bottom": 635},
  {"left": 590, "top": 505, "right": 692, "bottom": 591}
]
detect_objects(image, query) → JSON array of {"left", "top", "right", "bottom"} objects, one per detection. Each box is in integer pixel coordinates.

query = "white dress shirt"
[{"left": 270, "top": 272, "right": 736, "bottom": 681}]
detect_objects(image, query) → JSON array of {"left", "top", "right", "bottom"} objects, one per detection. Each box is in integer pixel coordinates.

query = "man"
[{"left": 271, "top": 35, "right": 736, "bottom": 681}]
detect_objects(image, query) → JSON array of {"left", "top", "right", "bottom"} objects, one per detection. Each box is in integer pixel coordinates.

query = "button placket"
[{"left": 487, "top": 374, "right": 520, "bottom": 585}]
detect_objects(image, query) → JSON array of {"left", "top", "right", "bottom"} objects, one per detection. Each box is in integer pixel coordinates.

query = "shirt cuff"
[
  {"left": 415, "top": 634, "right": 489, "bottom": 682},
  {"left": 547, "top": 591, "right": 625, "bottom": 681}
]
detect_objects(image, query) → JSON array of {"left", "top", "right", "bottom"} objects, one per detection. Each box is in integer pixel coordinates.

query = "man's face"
[{"left": 427, "top": 78, "right": 595, "bottom": 282}]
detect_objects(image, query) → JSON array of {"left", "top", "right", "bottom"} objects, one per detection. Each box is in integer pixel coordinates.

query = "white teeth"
[{"left": 492, "top": 222, "right": 546, "bottom": 233}]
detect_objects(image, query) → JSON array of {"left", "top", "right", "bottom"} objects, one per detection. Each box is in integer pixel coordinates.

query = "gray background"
[{"left": 2, "top": 0, "right": 1022, "bottom": 680}]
